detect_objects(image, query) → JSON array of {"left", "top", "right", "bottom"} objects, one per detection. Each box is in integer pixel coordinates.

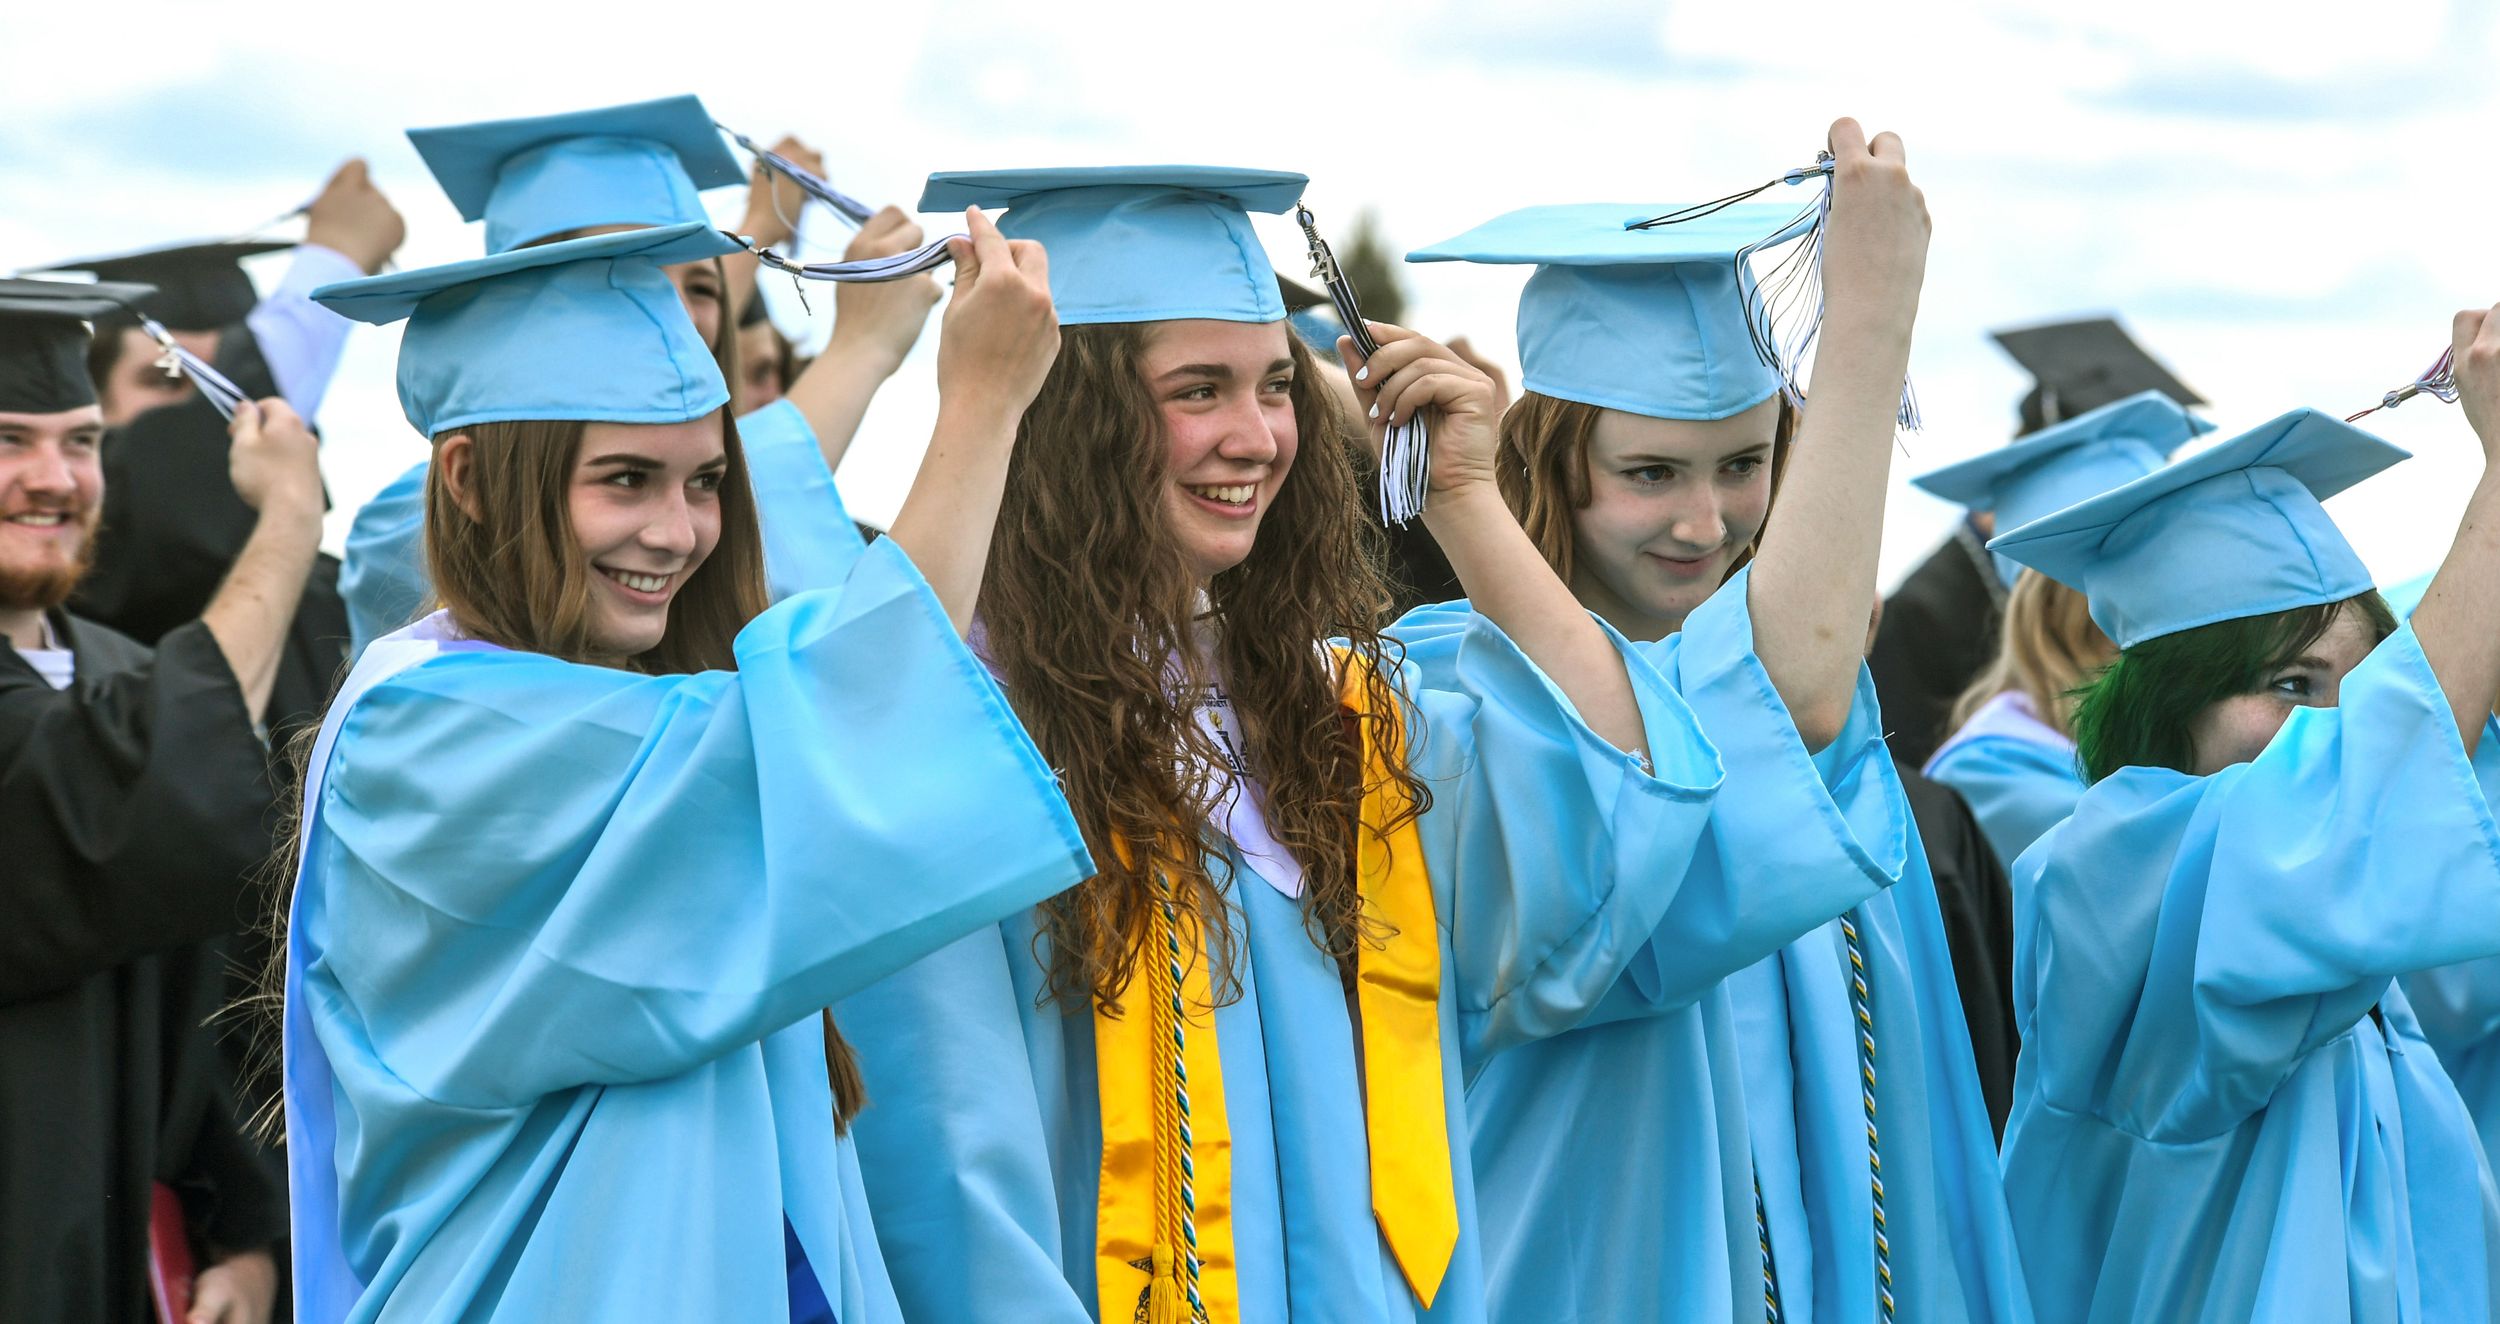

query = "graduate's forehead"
[
  {"left": 575, "top": 413, "right": 726, "bottom": 467},
  {"left": 1138, "top": 319, "right": 1292, "bottom": 375},
  {"left": 1588, "top": 397, "right": 1775, "bottom": 464},
  {"left": 0, "top": 404, "right": 104, "bottom": 440}
]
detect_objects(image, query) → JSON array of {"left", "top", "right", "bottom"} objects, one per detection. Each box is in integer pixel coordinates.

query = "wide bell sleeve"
[
  {"left": 340, "top": 460, "right": 432, "bottom": 659},
  {"left": 738, "top": 399, "right": 869, "bottom": 601},
  {"left": 2016, "top": 623, "right": 2500, "bottom": 1142},
  {"left": 1382, "top": 600, "right": 1721, "bottom": 1062},
  {"left": 308, "top": 538, "right": 1091, "bottom": 1109},
  {"left": 838, "top": 928, "right": 1094, "bottom": 1324},
  {"left": 1596, "top": 569, "right": 1912, "bottom": 1020},
  {"left": 1927, "top": 733, "right": 2086, "bottom": 872},
  {"left": 0, "top": 621, "right": 275, "bottom": 1004}
]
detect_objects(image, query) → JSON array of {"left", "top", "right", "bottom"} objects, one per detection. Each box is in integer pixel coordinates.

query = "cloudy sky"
[{"left": 5, "top": 0, "right": 2494, "bottom": 587}]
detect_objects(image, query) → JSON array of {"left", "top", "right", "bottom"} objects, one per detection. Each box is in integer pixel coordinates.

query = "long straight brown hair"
[
  {"left": 1495, "top": 389, "right": 1799, "bottom": 588},
  {"left": 979, "top": 322, "right": 1428, "bottom": 1012}
]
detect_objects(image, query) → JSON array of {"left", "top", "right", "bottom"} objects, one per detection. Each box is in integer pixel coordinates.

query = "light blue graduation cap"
[
  {"left": 1913, "top": 390, "right": 2214, "bottom": 587},
  {"left": 1405, "top": 202, "right": 1814, "bottom": 421},
  {"left": 408, "top": 95, "right": 744, "bottom": 254},
  {"left": 1989, "top": 408, "right": 2409, "bottom": 649},
  {"left": 312, "top": 221, "right": 739, "bottom": 438},
  {"left": 919, "top": 166, "right": 1305, "bottom": 325}
]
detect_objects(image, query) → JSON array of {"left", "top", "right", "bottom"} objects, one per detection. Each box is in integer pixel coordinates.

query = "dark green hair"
[{"left": 2069, "top": 591, "right": 2399, "bottom": 783}]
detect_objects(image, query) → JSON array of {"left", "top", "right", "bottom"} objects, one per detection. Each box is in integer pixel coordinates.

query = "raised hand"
[
  {"left": 1816, "top": 117, "right": 1930, "bottom": 336},
  {"left": 936, "top": 208, "right": 1059, "bottom": 427},
  {"left": 2450, "top": 303, "right": 2500, "bottom": 461},
  {"left": 740, "top": 135, "right": 826, "bottom": 249},
  {"left": 304, "top": 159, "right": 405, "bottom": 276},
  {"left": 1335, "top": 323, "right": 1502, "bottom": 497},
  {"left": 225, "top": 399, "right": 323, "bottom": 519},
  {"left": 829, "top": 205, "right": 944, "bottom": 373}
]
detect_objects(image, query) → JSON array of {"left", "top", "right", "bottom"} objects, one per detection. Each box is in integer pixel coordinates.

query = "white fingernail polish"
[
  {"left": 1355, "top": 365, "right": 1369, "bottom": 382},
  {"left": 1368, "top": 403, "right": 1379, "bottom": 419}
]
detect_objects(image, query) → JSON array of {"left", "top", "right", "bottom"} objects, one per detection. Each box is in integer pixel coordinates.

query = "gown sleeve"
[
  {"left": 2397, "top": 730, "right": 2500, "bottom": 1058},
  {"left": 838, "top": 928, "right": 1094, "bottom": 1323},
  {"left": 1382, "top": 598, "right": 1723, "bottom": 1061},
  {"left": 2015, "top": 622, "right": 2500, "bottom": 1142},
  {"left": 340, "top": 460, "right": 432, "bottom": 659},
  {"left": 309, "top": 538, "right": 1092, "bottom": 1109},
  {"left": 737, "top": 399, "right": 869, "bottom": 602},
  {"left": 1926, "top": 732, "right": 2084, "bottom": 871},
  {"left": 0, "top": 621, "right": 275, "bottom": 1004},
  {"left": 1592, "top": 569, "right": 1912, "bottom": 1020}
]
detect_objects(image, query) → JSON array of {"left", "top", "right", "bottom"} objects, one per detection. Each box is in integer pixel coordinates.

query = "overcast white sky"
[{"left": 4, "top": 0, "right": 2495, "bottom": 588}]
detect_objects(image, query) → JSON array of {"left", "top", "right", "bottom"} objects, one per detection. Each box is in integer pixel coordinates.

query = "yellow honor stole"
[{"left": 1092, "top": 653, "right": 1459, "bottom": 1322}]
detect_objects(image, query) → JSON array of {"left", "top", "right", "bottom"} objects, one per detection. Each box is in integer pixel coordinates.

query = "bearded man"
[{"left": 0, "top": 277, "right": 324, "bottom": 1324}]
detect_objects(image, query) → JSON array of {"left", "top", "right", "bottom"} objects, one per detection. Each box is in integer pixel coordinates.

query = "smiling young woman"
[
  {"left": 271, "top": 213, "right": 1088, "bottom": 1324},
  {"left": 838, "top": 164, "right": 1733, "bottom": 1324}
]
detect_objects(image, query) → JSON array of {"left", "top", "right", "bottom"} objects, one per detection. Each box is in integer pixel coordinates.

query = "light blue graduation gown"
[
  {"left": 841, "top": 611, "right": 1729, "bottom": 1323},
  {"left": 1417, "top": 569, "right": 1945, "bottom": 1324},
  {"left": 338, "top": 399, "right": 866, "bottom": 656},
  {"left": 284, "top": 480, "right": 1078, "bottom": 1319},
  {"left": 2001, "top": 623, "right": 2500, "bottom": 1324},
  {"left": 1927, "top": 692, "right": 2087, "bottom": 873}
]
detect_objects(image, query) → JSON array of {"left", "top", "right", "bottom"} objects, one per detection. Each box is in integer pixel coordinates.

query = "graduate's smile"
[
  {"left": 592, "top": 563, "right": 682, "bottom": 607},
  {"left": 0, "top": 503, "right": 89, "bottom": 558},
  {"left": 1181, "top": 480, "right": 1263, "bottom": 519}
]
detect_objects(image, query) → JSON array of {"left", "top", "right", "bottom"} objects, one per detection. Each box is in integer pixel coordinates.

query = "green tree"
[{"left": 1336, "top": 209, "right": 1408, "bottom": 327}]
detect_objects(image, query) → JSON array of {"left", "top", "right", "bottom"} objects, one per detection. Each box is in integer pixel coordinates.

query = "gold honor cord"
[
  {"left": 1837, "top": 910, "right": 1894, "bottom": 1323},
  {"left": 1296, "top": 202, "right": 1433, "bottom": 528}
]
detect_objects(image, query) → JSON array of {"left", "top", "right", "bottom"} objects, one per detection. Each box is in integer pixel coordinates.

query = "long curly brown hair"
[{"left": 980, "top": 322, "right": 1428, "bottom": 1011}]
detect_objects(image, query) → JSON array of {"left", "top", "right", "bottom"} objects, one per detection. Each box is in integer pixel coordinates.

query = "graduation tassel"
[
  {"left": 2346, "top": 347, "right": 2457, "bottom": 422},
  {"left": 1296, "top": 201, "right": 1433, "bottom": 527},
  {"left": 138, "top": 316, "right": 248, "bottom": 420},
  {"left": 716, "top": 122, "right": 961, "bottom": 284},
  {"left": 1629, "top": 153, "right": 1922, "bottom": 434}
]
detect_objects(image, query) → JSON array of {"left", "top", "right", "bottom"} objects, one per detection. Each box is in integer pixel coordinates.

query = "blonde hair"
[{"left": 1947, "top": 568, "right": 2112, "bottom": 737}]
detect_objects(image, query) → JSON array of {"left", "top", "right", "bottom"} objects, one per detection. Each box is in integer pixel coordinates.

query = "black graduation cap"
[
  {"left": 1989, "top": 317, "right": 2203, "bottom": 436},
  {"left": 1277, "top": 273, "right": 1330, "bottom": 313},
  {"left": 0, "top": 277, "right": 157, "bottom": 413},
  {"left": 30, "top": 239, "right": 291, "bottom": 332}
]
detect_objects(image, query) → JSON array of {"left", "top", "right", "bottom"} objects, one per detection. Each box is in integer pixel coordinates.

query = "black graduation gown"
[
  {"left": 1894, "top": 758, "right": 2018, "bottom": 1140},
  {"left": 1867, "top": 522, "right": 2005, "bottom": 768},
  {"left": 0, "top": 614, "right": 290, "bottom": 1323},
  {"left": 70, "top": 326, "right": 347, "bottom": 747}
]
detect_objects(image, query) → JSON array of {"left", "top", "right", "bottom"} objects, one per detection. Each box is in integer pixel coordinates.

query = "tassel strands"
[
  {"left": 2347, "top": 347, "right": 2458, "bottom": 422},
  {"left": 1628, "top": 154, "right": 1921, "bottom": 434},
  {"left": 1296, "top": 201, "right": 1433, "bottom": 527},
  {"left": 139, "top": 316, "right": 248, "bottom": 420}
]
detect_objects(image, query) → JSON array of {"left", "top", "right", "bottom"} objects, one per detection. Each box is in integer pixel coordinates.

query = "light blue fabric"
[
  {"left": 1927, "top": 693, "right": 2088, "bottom": 873},
  {"left": 1406, "top": 202, "right": 1812, "bottom": 421},
  {"left": 1726, "top": 825, "right": 2035, "bottom": 1323},
  {"left": 1401, "top": 569, "right": 1986, "bottom": 1323},
  {"left": 842, "top": 610, "right": 1730, "bottom": 1322},
  {"left": 337, "top": 400, "right": 861, "bottom": 660},
  {"left": 313, "top": 222, "right": 737, "bottom": 438},
  {"left": 340, "top": 460, "right": 430, "bottom": 658},
  {"left": 287, "top": 532, "right": 1091, "bottom": 1322},
  {"left": 1912, "top": 391, "right": 2210, "bottom": 587},
  {"left": 2001, "top": 623, "right": 2500, "bottom": 1323},
  {"left": 919, "top": 166, "right": 1303, "bottom": 326},
  {"left": 407, "top": 95, "right": 743, "bottom": 254},
  {"left": 1990, "top": 409, "right": 2409, "bottom": 648},
  {"left": 2401, "top": 727, "right": 2500, "bottom": 1181}
]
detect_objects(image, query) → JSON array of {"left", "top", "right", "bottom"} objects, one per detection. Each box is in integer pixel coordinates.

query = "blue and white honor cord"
[
  {"left": 1295, "top": 201, "right": 1431, "bottom": 527},
  {"left": 1837, "top": 909, "right": 1895, "bottom": 1322},
  {"left": 139, "top": 316, "right": 248, "bottom": 420}
]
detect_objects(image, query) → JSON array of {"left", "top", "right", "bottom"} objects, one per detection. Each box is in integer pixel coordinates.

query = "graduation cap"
[
  {"left": 920, "top": 165, "right": 1305, "bottom": 325},
  {"left": 0, "top": 277, "right": 156, "bottom": 413},
  {"left": 312, "top": 221, "right": 739, "bottom": 438},
  {"left": 1410, "top": 201, "right": 1815, "bottom": 422},
  {"left": 1989, "top": 318, "right": 2202, "bottom": 435},
  {"left": 1913, "top": 390, "right": 2213, "bottom": 586},
  {"left": 408, "top": 95, "right": 745, "bottom": 254},
  {"left": 30, "top": 239, "right": 290, "bottom": 332},
  {"left": 1989, "top": 408, "right": 2406, "bottom": 648}
]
